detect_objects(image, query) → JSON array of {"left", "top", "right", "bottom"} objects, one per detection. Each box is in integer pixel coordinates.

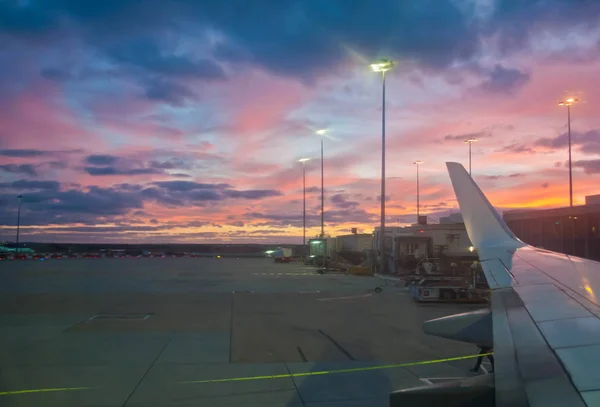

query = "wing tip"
[
  {"left": 445, "top": 159, "right": 521, "bottom": 250},
  {"left": 446, "top": 162, "right": 467, "bottom": 173}
]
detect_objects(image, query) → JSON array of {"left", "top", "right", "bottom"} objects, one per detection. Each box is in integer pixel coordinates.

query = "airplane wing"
[{"left": 437, "top": 162, "right": 600, "bottom": 407}]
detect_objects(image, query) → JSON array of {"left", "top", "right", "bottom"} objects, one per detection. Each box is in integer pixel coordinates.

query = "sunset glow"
[{"left": 1, "top": 1, "right": 600, "bottom": 243}]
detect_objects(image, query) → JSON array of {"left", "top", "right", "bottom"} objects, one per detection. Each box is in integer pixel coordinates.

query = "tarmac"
[{"left": 0, "top": 258, "right": 489, "bottom": 406}]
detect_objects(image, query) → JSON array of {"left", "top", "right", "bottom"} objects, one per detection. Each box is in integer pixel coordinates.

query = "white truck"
[{"left": 273, "top": 247, "right": 293, "bottom": 263}]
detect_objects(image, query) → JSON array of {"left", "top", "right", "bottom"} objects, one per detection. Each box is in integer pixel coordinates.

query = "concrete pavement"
[{"left": 0, "top": 258, "right": 486, "bottom": 406}]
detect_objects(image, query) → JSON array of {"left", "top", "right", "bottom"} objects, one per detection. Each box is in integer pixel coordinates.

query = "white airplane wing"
[{"left": 444, "top": 162, "right": 600, "bottom": 407}]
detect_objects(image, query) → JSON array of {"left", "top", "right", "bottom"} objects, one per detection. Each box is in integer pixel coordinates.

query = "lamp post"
[
  {"left": 414, "top": 161, "right": 423, "bottom": 223},
  {"left": 464, "top": 138, "right": 477, "bottom": 176},
  {"left": 371, "top": 59, "right": 394, "bottom": 274},
  {"left": 316, "top": 129, "right": 327, "bottom": 239},
  {"left": 16, "top": 195, "right": 22, "bottom": 254},
  {"left": 558, "top": 98, "right": 578, "bottom": 207},
  {"left": 298, "top": 158, "right": 310, "bottom": 245}
]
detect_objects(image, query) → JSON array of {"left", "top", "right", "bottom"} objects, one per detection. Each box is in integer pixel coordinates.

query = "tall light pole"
[
  {"left": 299, "top": 158, "right": 311, "bottom": 245},
  {"left": 371, "top": 59, "right": 394, "bottom": 274},
  {"left": 316, "top": 129, "right": 327, "bottom": 239},
  {"left": 414, "top": 161, "right": 423, "bottom": 223},
  {"left": 16, "top": 195, "right": 22, "bottom": 254},
  {"left": 559, "top": 98, "right": 578, "bottom": 207},
  {"left": 464, "top": 138, "right": 477, "bottom": 176}
]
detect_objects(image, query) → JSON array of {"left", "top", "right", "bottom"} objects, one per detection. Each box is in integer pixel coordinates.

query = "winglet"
[{"left": 446, "top": 162, "right": 523, "bottom": 251}]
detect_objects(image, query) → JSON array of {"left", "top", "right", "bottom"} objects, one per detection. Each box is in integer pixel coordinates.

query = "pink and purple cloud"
[{"left": 1, "top": 0, "right": 600, "bottom": 243}]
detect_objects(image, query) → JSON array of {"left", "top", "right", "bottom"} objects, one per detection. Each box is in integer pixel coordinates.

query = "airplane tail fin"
[{"left": 446, "top": 162, "right": 523, "bottom": 252}]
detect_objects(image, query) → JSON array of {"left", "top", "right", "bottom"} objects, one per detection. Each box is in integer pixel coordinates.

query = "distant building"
[
  {"left": 335, "top": 233, "right": 373, "bottom": 252},
  {"left": 0, "top": 245, "right": 35, "bottom": 254},
  {"left": 374, "top": 217, "right": 476, "bottom": 274},
  {"left": 503, "top": 196, "right": 600, "bottom": 261},
  {"left": 440, "top": 213, "right": 464, "bottom": 224}
]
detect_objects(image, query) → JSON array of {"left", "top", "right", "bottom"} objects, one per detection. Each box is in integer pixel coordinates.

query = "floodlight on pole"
[
  {"left": 298, "top": 158, "right": 311, "bottom": 245},
  {"left": 371, "top": 59, "right": 395, "bottom": 274},
  {"left": 464, "top": 138, "right": 478, "bottom": 176},
  {"left": 414, "top": 161, "right": 423, "bottom": 220},
  {"left": 558, "top": 97, "right": 579, "bottom": 207},
  {"left": 316, "top": 129, "right": 327, "bottom": 239},
  {"left": 16, "top": 195, "right": 23, "bottom": 254}
]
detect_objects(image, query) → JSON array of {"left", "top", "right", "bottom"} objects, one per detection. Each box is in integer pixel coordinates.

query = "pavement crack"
[
  {"left": 285, "top": 362, "right": 306, "bottom": 407},
  {"left": 296, "top": 346, "right": 308, "bottom": 362},
  {"left": 121, "top": 337, "right": 171, "bottom": 407},
  {"left": 318, "top": 329, "right": 356, "bottom": 361}
]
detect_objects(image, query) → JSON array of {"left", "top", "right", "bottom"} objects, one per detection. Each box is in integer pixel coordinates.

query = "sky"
[{"left": 1, "top": 0, "right": 600, "bottom": 244}]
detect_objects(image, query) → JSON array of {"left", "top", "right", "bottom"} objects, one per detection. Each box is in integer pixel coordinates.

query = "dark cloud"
[
  {"left": 115, "top": 183, "right": 144, "bottom": 192},
  {"left": 330, "top": 193, "right": 359, "bottom": 209},
  {"left": 44, "top": 161, "right": 68, "bottom": 170},
  {"left": 443, "top": 131, "right": 492, "bottom": 142},
  {"left": 2, "top": 1, "right": 598, "bottom": 84},
  {"left": 0, "top": 149, "right": 50, "bottom": 157},
  {"left": 0, "top": 2, "right": 57, "bottom": 35},
  {"left": 479, "top": 64, "right": 530, "bottom": 94},
  {"left": 84, "top": 154, "right": 169, "bottom": 176},
  {"left": 246, "top": 205, "right": 377, "bottom": 229},
  {"left": 152, "top": 181, "right": 231, "bottom": 192},
  {"left": 82, "top": 152, "right": 210, "bottom": 177},
  {"left": 574, "top": 160, "right": 600, "bottom": 174},
  {"left": 0, "top": 1, "right": 473, "bottom": 83},
  {"left": 0, "top": 149, "right": 82, "bottom": 157},
  {"left": 207, "top": 1, "right": 479, "bottom": 79},
  {"left": 541, "top": 182, "right": 549, "bottom": 189},
  {"left": 40, "top": 67, "right": 72, "bottom": 82},
  {"left": 489, "top": 0, "right": 600, "bottom": 55},
  {"left": 141, "top": 182, "right": 282, "bottom": 207},
  {"left": 107, "top": 38, "right": 226, "bottom": 79},
  {"left": 149, "top": 161, "right": 177, "bottom": 170},
  {"left": 85, "top": 154, "right": 119, "bottom": 165},
  {"left": 497, "top": 143, "right": 536, "bottom": 154},
  {"left": 84, "top": 166, "right": 161, "bottom": 176},
  {"left": 170, "top": 173, "right": 192, "bottom": 178},
  {"left": 228, "top": 221, "right": 245, "bottom": 227},
  {"left": 0, "top": 180, "right": 60, "bottom": 190},
  {"left": 535, "top": 130, "right": 600, "bottom": 155},
  {"left": 142, "top": 78, "right": 198, "bottom": 105},
  {"left": 147, "top": 157, "right": 196, "bottom": 171},
  {"left": 0, "top": 185, "right": 143, "bottom": 226},
  {"left": 0, "top": 160, "right": 70, "bottom": 177},
  {"left": 247, "top": 229, "right": 286, "bottom": 235},
  {"left": 0, "top": 164, "right": 38, "bottom": 177},
  {"left": 139, "top": 188, "right": 184, "bottom": 206},
  {"left": 482, "top": 173, "right": 525, "bottom": 180},
  {"left": 423, "top": 202, "right": 449, "bottom": 209},
  {"left": 187, "top": 190, "right": 222, "bottom": 201},
  {"left": 223, "top": 189, "right": 282, "bottom": 199}
]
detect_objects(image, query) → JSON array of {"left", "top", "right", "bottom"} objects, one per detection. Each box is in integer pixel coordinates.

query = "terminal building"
[
  {"left": 374, "top": 214, "right": 477, "bottom": 274},
  {"left": 503, "top": 194, "right": 600, "bottom": 261}
]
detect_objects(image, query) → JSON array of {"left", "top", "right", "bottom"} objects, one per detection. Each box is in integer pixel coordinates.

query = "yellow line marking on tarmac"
[
  {"left": 180, "top": 353, "right": 493, "bottom": 384},
  {"left": 0, "top": 387, "right": 94, "bottom": 396}
]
